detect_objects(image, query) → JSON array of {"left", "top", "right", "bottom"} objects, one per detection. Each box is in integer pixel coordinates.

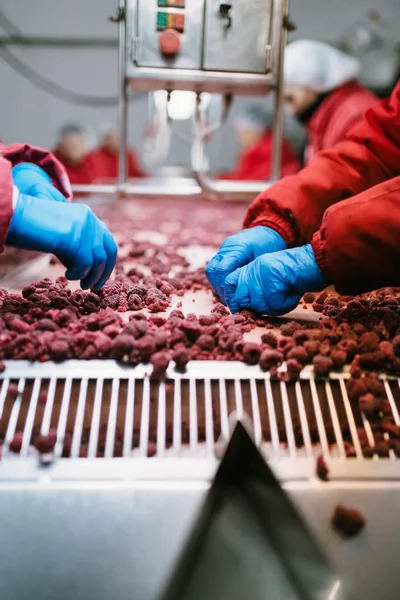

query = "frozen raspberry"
[
  {"left": 364, "top": 373, "right": 386, "bottom": 397},
  {"left": 330, "top": 350, "right": 347, "bottom": 369},
  {"left": 359, "top": 332, "right": 380, "bottom": 353},
  {"left": 180, "top": 320, "right": 202, "bottom": 342},
  {"left": 359, "top": 393, "right": 382, "bottom": 420},
  {"left": 49, "top": 340, "right": 70, "bottom": 362},
  {"left": 22, "top": 284, "right": 37, "bottom": 298},
  {"left": 303, "top": 340, "right": 320, "bottom": 359},
  {"left": 150, "top": 316, "right": 167, "bottom": 328},
  {"left": 0, "top": 361, "right": 5, "bottom": 373},
  {"left": 34, "top": 430, "right": 57, "bottom": 453},
  {"left": 169, "top": 309, "right": 184, "bottom": 320},
  {"left": 360, "top": 351, "right": 385, "bottom": 370},
  {"left": 36, "top": 319, "right": 58, "bottom": 332},
  {"left": 134, "top": 335, "right": 157, "bottom": 362},
  {"left": 346, "top": 378, "right": 367, "bottom": 400},
  {"left": 211, "top": 303, "right": 230, "bottom": 318},
  {"left": 9, "top": 432, "right": 23, "bottom": 453},
  {"left": 280, "top": 321, "right": 302, "bottom": 337},
  {"left": 303, "top": 292, "right": 315, "bottom": 304},
  {"left": 379, "top": 340, "right": 394, "bottom": 359},
  {"left": 285, "top": 359, "right": 302, "bottom": 381},
  {"left": 110, "top": 334, "right": 136, "bottom": 361},
  {"left": 331, "top": 505, "right": 365, "bottom": 538},
  {"left": 374, "top": 441, "right": 390, "bottom": 457},
  {"left": 196, "top": 334, "right": 215, "bottom": 352},
  {"left": 38, "top": 390, "right": 48, "bottom": 405},
  {"left": 286, "top": 346, "right": 309, "bottom": 364},
  {"left": 150, "top": 352, "right": 170, "bottom": 379},
  {"left": 101, "top": 293, "right": 120, "bottom": 309},
  {"left": 293, "top": 330, "right": 310, "bottom": 345},
  {"left": 199, "top": 315, "right": 218, "bottom": 327},
  {"left": 259, "top": 349, "right": 283, "bottom": 371},
  {"left": 172, "top": 346, "right": 190, "bottom": 371},
  {"left": 56, "top": 276, "right": 68, "bottom": 287},
  {"left": 7, "top": 383, "right": 20, "bottom": 399},
  {"left": 242, "top": 343, "right": 261, "bottom": 366},
  {"left": 260, "top": 332, "right": 278, "bottom": 348},
  {"left": 350, "top": 355, "right": 362, "bottom": 378},
  {"left": 316, "top": 455, "right": 329, "bottom": 481},
  {"left": 312, "top": 355, "right": 333, "bottom": 378},
  {"left": 218, "top": 331, "right": 241, "bottom": 351},
  {"left": 94, "top": 333, "right": 112, "bottom": 356},
  {"left": 312, "top": 302, "right": 324, "bottom": 314}
]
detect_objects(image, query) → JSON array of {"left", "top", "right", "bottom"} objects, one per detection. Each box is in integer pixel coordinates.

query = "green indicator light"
[{"left": 157, "top": 12, "right": 168, "bottom": 29}]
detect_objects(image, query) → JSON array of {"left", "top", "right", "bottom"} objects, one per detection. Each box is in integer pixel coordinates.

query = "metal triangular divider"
[{"left": 160, "top": 421, "right": 345, "bottom": 600}]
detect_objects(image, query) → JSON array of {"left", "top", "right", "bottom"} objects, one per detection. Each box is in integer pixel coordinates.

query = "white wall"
[{"left": 0, "top": 0, "right": 398, "bottom": 171}]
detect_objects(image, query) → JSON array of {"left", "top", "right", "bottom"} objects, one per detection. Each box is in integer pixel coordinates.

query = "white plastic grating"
[{"left": 0, "top": 360, "right": 399, "bottom": 463}]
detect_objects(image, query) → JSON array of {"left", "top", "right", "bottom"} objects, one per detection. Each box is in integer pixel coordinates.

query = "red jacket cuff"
[
  {"left": 0, "top": 160, "right": 15, "bottom": 252},
  {"left": 2, "top": 143, "right": 72, "bottom": 201},
  {"left": 244, "top": 211, "right": 297, "bottom": 247},
  {"left": 311, "top": 230, "right": 330, "bottom": 281}
]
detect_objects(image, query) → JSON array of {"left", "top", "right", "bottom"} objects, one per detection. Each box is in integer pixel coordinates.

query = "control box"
[{"left": 126, "top": 0, "right": 286, "bottom": 95}]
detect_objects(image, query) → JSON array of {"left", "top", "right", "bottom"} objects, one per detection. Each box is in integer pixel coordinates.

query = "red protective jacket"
[
  {"left": 304, "top": 80, "right": 378, "bottom": 165},
  {"left": 86, "top": 147, "right": 146, "bottom": 182},
  {"left": 220, "top": 132, "right": 300, "bottom": 180},
  {"left": 0, "top": 142, "right": 71, "bottom": 251},
  {"left": 53, "top": 148, "right": 97, "bottom": 185},
  {"left": 244, "top": 81, "right": 400, "bottom": 295}
]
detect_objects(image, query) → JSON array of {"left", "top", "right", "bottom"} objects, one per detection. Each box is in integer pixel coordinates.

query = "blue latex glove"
[
  {"left": 206, "top": 226, "right": 286, "bottom": 304},
  {"left": 12, "top": 163, "right": 67, "bottom": 203},
  {"left": 225, "top": 244, "right": 327, "bottom": 316},
  {"left": 6, "top": 193, "right": 117, "bottom": 290}
]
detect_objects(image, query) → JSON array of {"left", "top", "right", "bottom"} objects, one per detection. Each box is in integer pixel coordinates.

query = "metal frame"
[
  {"left": 1, "top": 360, "right": 399, "bottom": 482},
  {"left": 70, "top": 0, "right": 289, "bottom": 200}
]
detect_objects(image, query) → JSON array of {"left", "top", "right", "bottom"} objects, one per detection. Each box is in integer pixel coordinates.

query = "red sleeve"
[
  {"left": 127, "top": 150, "right": 147, "bottom": 179},
  {"left": 243, "top": 82, "right": 400, "bottom": 246},
  {"left": 280, "top": 139, "right": 300, "bottom": 178},
  {"left": 0, "top": 155, "right": 15, "bottom": 251},
  {"left": 311, "top": 176, "right": 400, "bottom": 295},
  {"left": 1, "top": 143, "right": 72, "bottom": 200}
]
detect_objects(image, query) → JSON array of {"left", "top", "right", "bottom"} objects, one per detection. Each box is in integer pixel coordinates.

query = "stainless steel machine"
[
  {"left": 1, "top": 359, "right": 400, "bottom": 599},
  {"left": 72, "top": 0, "right": 291, "bottom": 199},
  {"left": 2, "top": 3, "right": 400, "bottom": 599}
]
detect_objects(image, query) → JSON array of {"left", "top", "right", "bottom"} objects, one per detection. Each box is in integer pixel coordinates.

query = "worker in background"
[
  {"left": 283, "top": 39, "right": 378, "bottom": 165},
  {"left": 0, "top": 141, "right": 117, "bottom": 290},
  {"left": 53, "top": 124, "right": 96, "bottom": 186},
  {"left": 219, "top": 105, "right": 299, "bottom": 180},
  {"left": 206, "top": 81, "right": 400, "bottom": 315},
  {"left": 87, "top": 127, "right": 146, "bottom": 182}
]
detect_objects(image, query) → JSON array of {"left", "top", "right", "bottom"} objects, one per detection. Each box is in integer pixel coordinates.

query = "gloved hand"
[
  {"left": 206, "top": 226, "right": 286, "bottom": 304},
  {"left": 6, "top": 192, "right": 117, "bottom": 290},
  {"left": 225, "top": 244, "right": 327, "bottom": 316},
  {"left": 12, "top": 163, "right": 67, "bottom": 203}
]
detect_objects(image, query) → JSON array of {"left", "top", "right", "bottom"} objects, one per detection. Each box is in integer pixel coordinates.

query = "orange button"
[
  {"left": 173, "top": 13, "right": 185, "bottom": 31},
  {"left": 159, "top": 28, "right": 181, "bottom": 56}
]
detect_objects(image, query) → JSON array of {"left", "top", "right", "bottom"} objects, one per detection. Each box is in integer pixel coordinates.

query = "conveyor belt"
[{"left": 1, "top": 360, "right": 399, "bottom": 483}]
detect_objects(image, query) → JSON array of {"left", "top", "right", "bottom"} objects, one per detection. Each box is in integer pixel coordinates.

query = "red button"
[
  {"left": 174, "top": 13, "right": 185, "bottom": 31},
  {"left": 159, "top": 28, "right": 181, "bottom": 56}
]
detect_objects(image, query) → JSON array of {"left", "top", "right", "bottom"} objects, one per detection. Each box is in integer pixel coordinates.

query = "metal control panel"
[{"left": 126, "top": 0, "right": 285, "bottom": 95}]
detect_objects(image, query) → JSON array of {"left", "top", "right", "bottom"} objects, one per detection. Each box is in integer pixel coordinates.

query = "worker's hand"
[
  {"left": 12, "top": 163, "right": 67, "bottom": 203},
  {"left": 6, "top": 192, "right": 117, "bottom": 290},
  {"left": 206, "top": 226, "right": 286, "bottom": 303},
  {"left": 225, "top": 245, "right": 326, "bottom": 316}
]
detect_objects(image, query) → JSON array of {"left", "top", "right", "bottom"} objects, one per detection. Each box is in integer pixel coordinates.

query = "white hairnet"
[
  {"left": 284, "top": 40, "right": 362, "bottom": 93},
  {"left": 234, "top": 104, "right": 272, "bottom": 133}
]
